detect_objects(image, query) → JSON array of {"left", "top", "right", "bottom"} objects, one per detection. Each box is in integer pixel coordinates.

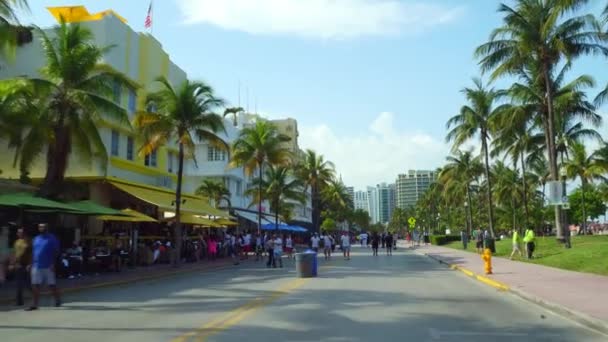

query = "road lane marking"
[{"left": 171, "top": 277, "right": 310, "bottom": 342}]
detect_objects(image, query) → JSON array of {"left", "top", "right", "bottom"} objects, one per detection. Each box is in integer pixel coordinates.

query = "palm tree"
[
  {"left": 196, "top": 179, "right": 230, "bottom": 208},
  {"left": 248, "top": 165, "right": 304, "bottom": 230},
  {"left": 223, "top": 106, "right": 244, "bottom": 127},
  {"left": 446, "top": 78, "right": 506, "bottom": 237},
  {"left": 230, "top": 120, "right": 291, "bottom": 233},
  {"left": 563, "top": 143, "right": 605, "bottom": 234},
  {"left": 321, "top": 178, "right": 352, "bottom": 224},
  {"left": 297, "top": 150, "right": 335, "bottom": 233},
  {"left": 440, "top": 150, "right": 484, "bottom": 235},
  {"left": 475, "top": 0, "right": 607, "bottom": 239},
  {"left": 135, "top": 77, "right": 226, "bottom": 266},
  {"left": 493, "top": 161, "right": 523, "bottom": 232},
  {"left": 3, "top": 22, "right": 134, "bottom": 198},
  {"left": 0, "top": 0, "right": 32, "bottom": 57}
]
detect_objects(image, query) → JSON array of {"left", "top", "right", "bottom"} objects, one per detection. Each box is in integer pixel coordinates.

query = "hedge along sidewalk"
[{"left": 411, "top": 244, "right": 608, "bottom": 335}]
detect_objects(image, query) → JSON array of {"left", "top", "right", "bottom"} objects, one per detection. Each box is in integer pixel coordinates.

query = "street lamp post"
[
  {"left": 560, "top": 167, "right": 571, "bottom": 249},
  {"left": 464, "top": 200, "right": 470, "bottom": 236}
]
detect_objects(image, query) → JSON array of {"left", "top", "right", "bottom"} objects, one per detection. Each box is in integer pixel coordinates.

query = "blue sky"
[{"left": 22, "top": 0, "right": 608, "bottom": 189}]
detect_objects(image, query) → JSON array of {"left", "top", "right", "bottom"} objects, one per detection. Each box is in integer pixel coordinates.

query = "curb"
[
  {"left": 422, "top": 252, "right": 608, "bottom": 337},
  {"left": 0, "top": 261, "right": 239, "bottom": 306}
]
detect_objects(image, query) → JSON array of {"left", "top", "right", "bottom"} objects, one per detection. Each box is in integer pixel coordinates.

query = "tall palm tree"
[
  {"left": 0, "top": 0, "right": 32, "bottom": 57},
  {"left": 321, "top": 178, "right": 352, "bottom": 223},
  {"left": 196, "top": 179, "right": 230, "bottom": 208},
  {"left": 230, "top": 120, "right": 291, "bottom": 233},
  {"left": 135, "top": 77, "right": 226, "bottom": 266},
  {"left": 563, "top": 143, "right": 605, "bottom": 234},
  {"left": 446, "top": 78, "right": 506, "bottom": 237},
  {"left": 493, "top": 161, "right": 523, "bottom": 232},
  {"left": 3, "top": 22, "right": 134, "bottom": 198},
  {"left": 248, "top": 165, "right": 304, "bottom": 230},
  {"left": 297, "top": 149, "right": 335, "bottom": 233},
  {"left": 475, "top": 0, "right": 607, "bottom": 239},
  {"left": 439, "top": 150, "right": 484, "bottom": 235},
  {"left": 223, "top": 106, "right": 244, "bottom": 127}
]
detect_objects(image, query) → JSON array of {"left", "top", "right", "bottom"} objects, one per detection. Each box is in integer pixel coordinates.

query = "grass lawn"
[{"left": 444, "top": 235, "right": 608, "bottom": 276}]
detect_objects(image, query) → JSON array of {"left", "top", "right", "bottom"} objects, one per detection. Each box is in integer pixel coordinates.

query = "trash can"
[{"left": 295, "top": 250, "right": 317, "bottom": 278}]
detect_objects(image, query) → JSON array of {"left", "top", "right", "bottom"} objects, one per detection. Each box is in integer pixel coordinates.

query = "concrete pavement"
[{"left": 0, "top": 247, "right": 605, "bottom": 342}]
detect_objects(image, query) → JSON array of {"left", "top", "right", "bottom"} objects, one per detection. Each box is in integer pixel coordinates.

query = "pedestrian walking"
[
  {"left": 27, "top": 223, "right": 61, "bottom": 311},
  {"left": 523, "top": 228, "right": 536, "bottom": 259},
  {"left": 273, "top": 234, "right": 283, "bottom": 268},
  {"left": 509, "top": 229, "right": 522, "bottom": 260},
  {"left": 266, "top": 235, "right": 275, "bottom": 268},
  {"left": 0, "top": 226, "right": 9, "bottom": 286},
  {"left": 381, "top": 233, "right": 386, "bottom": 249},
  {"left": 460, "top": 230, "right": 468, "bottom": 250},
  {"left": 311, "top": 233, "right": 320, "bottom": 253},
  {"left": 371, "top": 232, "right": 380, "bottom": 256},
  {"left": 340, "top": 232, "right": 351, "bottom": 260},
  {"left": 475, "top": 228, "right": 483, "bottom": 254},
  {"left": 322, "top": 234, "right": 333, "bottom": 260},
  {"left": 13, "top": 227, "right": 32, "bottom": 306},
  {"left": 385, "top": 233, "right": 393, "bottom": 256},
  {"left": 423, "top": 230, "right": 430, "bottom": 246},
  {"left": 285, "top": 234, "right": 294, "bottom": 259}
]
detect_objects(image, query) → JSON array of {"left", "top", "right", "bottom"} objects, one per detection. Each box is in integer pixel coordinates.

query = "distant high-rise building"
[
  {"left": 396, "top": 170, "right": 437, "bottom": 209},
  {"left": 376, "top": 183, "right": 396, "bottom": 224},
  {"left": 388, "top": 183, "right": 396, "bottom": 219},
  {"left": 367, "top": 186, "right": 379, "bottom": 224},
  {"left": 346, "top": 186, "right": 355, "bottom": 207},
  {"left": 354, "top": 190, "right": 368, "bottom": 212}
]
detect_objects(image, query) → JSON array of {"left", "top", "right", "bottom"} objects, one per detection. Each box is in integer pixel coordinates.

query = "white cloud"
[
  {"left": 299, "top": 112, "right": 449, "bottom": 189},
  {"left": 175, "top": 0, "right": 465, "bottom": 39}
]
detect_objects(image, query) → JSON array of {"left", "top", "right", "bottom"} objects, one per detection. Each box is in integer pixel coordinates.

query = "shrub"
[{"left": 430, "top": 235, "right": 460, "bottom": 245}]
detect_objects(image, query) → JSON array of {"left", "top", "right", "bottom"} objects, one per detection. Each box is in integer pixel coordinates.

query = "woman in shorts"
[{"left": 284, "top": 234, "right": 294, "bottom": 259}]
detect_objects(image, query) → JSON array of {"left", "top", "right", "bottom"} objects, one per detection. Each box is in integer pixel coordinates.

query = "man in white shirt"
[
  {"left": 360, "top": 233, "right": 368, "bottom": 248},
  {"left": 341, "top": 233, "right": 351, "bottom": 260},
  {"left": 311, "top": 233, "right": 320, "bottom": 252},
  {"left": 273, "top": 234, "right": 283, "bottom": 268}
]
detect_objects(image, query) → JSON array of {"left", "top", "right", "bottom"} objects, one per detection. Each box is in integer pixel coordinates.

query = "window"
[
  {"left": 111, "top": 130, "right": 119, "bottom": 156},
  {"left": 168, "top": 152, "right": 174, "bottom": 173},
  {"left": 207, "top": 146, "right": 226, "bottom": 161},
  {"left": 145, "top": 149, "right": 157, "bottom": 167},
  {"left": 128, "top": 88, "right": 136, "bottom": 114},
  {"left": 112, "top": 81, "right": 121, "bottom": 104},
  {"left": 126, "top": 137, "right": 134, "bottom": 161},
  {"left": 236, "top": 180, "right": 242, "bottom": 196}
]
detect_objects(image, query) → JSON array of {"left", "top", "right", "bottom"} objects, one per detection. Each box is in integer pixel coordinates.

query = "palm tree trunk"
[
  {"left": 40, "top": 125, "right": 71, "bottom": 198},
  {"left": 174, "top": 143, "right": 185, "bottom": 267},
  {"left": 312, "top": 184, "right": 320, "bottom": 233},
  {"left": 520, "top": 152, "right": 530, "bottom": 229},
  {"left": 542, "top": 61, "right": 563, "bottom": 240},
  {"left": 275, "top": 197, "right": 280, "bottom": 232},
  {"left": 467, "top": 187, "right": 474, "bottom": 235},
  {"left": 481, "top": 135, "right": 495, "bottom": 237},
  {"left": 257, "top": 163, "right": 263, "bottom": 235},
  {"left": 581, "top": 179, "right": 587, "bottom": 235},
  {"left": 511, "top": 197, "right": 517, "bottom": 233}
]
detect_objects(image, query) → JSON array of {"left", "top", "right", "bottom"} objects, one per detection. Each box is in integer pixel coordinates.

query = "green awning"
[
  {"left": 0, "top": 192, "right": 80, "bottom": 212},
  {"left": 66, "top": 200, "right": 126, "bottom": 216}
]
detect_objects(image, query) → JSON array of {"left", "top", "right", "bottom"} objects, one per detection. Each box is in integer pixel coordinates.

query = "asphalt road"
[{"left": 0, "top": 246, "right": 604, "bottom": 342}]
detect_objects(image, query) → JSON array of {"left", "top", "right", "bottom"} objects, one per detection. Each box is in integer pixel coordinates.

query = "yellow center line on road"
[{"left": 170, "top": 277, "right": 312, "bottom": 342}]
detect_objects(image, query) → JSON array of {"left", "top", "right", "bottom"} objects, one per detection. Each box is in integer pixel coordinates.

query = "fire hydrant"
[{"left": 482, "top": 248, "right": 493, "bottom": 275}]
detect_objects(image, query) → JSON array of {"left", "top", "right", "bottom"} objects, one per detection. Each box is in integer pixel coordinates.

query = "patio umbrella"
[
  {"left": 261, "top": 223, "right": 291, "bottom": 231},
  {"left": 215, "top": 218, "right": 238, "bottom": 227},
  {"left": 0, "top": 192, "right": 80, "bottom": 212},
  {"left": 97, "top": 208, "right": 158, "bottom": 222}
]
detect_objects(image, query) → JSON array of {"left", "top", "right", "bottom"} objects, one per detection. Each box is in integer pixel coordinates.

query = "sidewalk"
[
  {"left": 0, "top": 258, "right": 246, "bottom": 306},
  {"left": 410, "top": 244, "right": 608, "bottom": 333}
]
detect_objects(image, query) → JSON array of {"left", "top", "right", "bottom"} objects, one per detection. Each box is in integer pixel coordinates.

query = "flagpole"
[{"left": 151, "top": 0, "right": 154, "bottom": 35}]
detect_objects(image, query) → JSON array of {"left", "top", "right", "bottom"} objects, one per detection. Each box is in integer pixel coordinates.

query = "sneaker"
[{"left": 25, "top": 306, "right": 38, "bottom": 311}]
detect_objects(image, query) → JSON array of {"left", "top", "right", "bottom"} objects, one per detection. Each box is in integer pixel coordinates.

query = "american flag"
[{"left": 144, "top": 2, "right": 153, "bottom": 29}]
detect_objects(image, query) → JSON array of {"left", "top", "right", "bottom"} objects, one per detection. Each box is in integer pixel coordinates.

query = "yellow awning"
[
  {"left": 47, "top": 6, "right": 128, "bottom": 24},
  {"left": 165, "top": 214, "right": 223, "bottom": 228},
  {"left": 97, "top": 208, "right": 157, "bottom": 223},
  {"left": 215, "top": 218, "right": 238, "bottom": 227},
  {"left": 109, "top": 181, "right": 229, "bottom": 218}
]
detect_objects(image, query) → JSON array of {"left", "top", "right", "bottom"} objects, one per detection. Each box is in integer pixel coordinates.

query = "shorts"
[
  {"left": 324, "top": 246, "right": 331, "bottom": 252},
  {"left": 243, "top": 245, "right": 252, "bottom": 253},
  {"left": 342, "top": 246, "right": 351, "bottom": 252},
  {"left": 476, "top": 241, "right": 483, "bottom": 248},
  {"left": 274, "top": 250, "right": 282, "bottom": 257},
  {"left": 284, "top": 247, "right": 293, "bottom": 253},
  {"left": 31, "top": 267, "right": 56, "bottom": 286}
]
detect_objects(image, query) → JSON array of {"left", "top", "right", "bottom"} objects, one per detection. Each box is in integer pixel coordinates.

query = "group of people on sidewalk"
[
  {"left": 1, "top": 223, "right": 62, "bottom": 311},
  {"left": 460, "top": 227, "right": 537, "bottom": 260}
]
